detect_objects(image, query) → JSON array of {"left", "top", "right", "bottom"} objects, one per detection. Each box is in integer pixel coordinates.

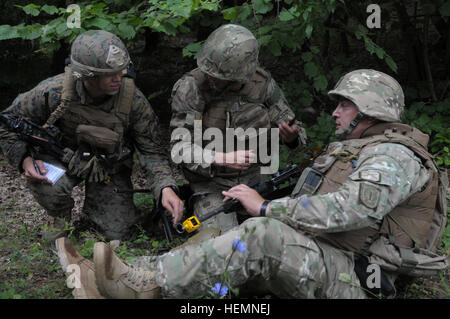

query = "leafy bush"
[{"left": 403, "top": 99, "right": 450, "bottom": 166}]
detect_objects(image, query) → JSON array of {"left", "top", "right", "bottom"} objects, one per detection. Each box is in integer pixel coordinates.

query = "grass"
[
  {"left": 0, "top": 194, "right": 187, "bottom": 299},
  {"left": 0, "top": 188, "right": 448, "bottom": 299}
]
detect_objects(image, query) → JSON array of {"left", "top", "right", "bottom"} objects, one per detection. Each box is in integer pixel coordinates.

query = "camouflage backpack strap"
[
  {"left": 254, "top": 67, "right": 273, "bottom": 105},
  {"left": 43, "top": 66, "right": 77, "bottom": 128},
  {"left": 114, "top": 76, "right": 135, "bottom": 131}
]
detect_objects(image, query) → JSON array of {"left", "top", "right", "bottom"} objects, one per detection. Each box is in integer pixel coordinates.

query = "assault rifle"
[
  {"left": 175, "top": 147, "right": 323, "bottom": 234},
  {"left": 0, "top": 113, "right": 73, "bottom": 164}
]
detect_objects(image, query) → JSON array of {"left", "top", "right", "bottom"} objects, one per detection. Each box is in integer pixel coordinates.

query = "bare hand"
[
  {"left": 161, "top": 187, "right": 184, "bottom": 225},
  {"left": 22, "top": 156, "right": 52, "bottom": 184},
  {"left": 213, "top": 150, "right": 256, "bottom": 170},
  {"left": 222, "top": 184, "right": 265, "bottom": 217},
  {"left": 279, "top": 117, "right": 300, "bottom": 144}
]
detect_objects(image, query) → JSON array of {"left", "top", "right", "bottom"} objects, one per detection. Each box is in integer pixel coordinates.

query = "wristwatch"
[{"left": 260, "top": 200, "right": 270, "bottom": 217}]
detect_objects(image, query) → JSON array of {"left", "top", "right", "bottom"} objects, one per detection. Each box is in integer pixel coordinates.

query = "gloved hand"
[
  {"left": 68, "top": 151, "right": 108, "bottom": 182},
  {"left": 67, "top": 149, "right": 83, "bottom": 176},
  {"left": 87, "top": 156, "right": 108, "bottom": 183}
]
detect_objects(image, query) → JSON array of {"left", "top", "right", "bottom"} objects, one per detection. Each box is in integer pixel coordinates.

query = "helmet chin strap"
[{"left": 335, "top": 111, "right": 364, "bottom": 140}]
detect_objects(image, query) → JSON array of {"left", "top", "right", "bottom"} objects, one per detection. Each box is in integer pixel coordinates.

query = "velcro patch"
[
  {"left": 359, "top": 170, "right": 381, "bottom": 182},
  {"left": 359, "top": 183, "right": 381, "bottom": 209}
]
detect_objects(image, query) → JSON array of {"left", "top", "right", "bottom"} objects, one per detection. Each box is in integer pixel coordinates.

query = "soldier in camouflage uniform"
[
  {"left": 59, "top": 69, "right": 448, "bottom": 299},
  {"left": 170, "top": 24, "right": 307, "bottom": 232},
  {"left": 0, "top": 30, "right": 184, "bottom": 241}
]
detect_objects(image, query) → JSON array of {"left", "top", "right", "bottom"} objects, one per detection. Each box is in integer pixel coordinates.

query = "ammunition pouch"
[
  {"left": 76, "top": 124, "right": 120, "bottom": 155},
  {"left": 67, "top": 125, "right": 132, "bottom": 182},
  {"left": 366, "top": 235, "right": 449, "bottom": 277},
  {"left": 291, "top": 167, "right": 323, "bottom": 197}
]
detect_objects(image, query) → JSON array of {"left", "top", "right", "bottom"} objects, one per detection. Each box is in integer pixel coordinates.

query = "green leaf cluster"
[{"left": 403, "top": 99, "right": 450, "bottom": 166}]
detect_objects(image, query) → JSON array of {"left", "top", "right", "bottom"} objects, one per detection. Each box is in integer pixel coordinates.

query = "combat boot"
[
  {"left": 55, "top": 237, "right": 104, "bottom": 299},
  {"left": 94, "top": 242, "right": 161, "bottom": 299}
]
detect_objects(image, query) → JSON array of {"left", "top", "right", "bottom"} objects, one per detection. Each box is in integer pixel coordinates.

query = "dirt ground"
[{"left": 0, "top": 152, "right": 448, "bottom": 299}]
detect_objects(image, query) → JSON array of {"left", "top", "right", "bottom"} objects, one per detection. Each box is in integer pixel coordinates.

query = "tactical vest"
[
  {"left": 293, "top": 122, "right": 448, "bottom": 275},
  {"left": 48, "top": 67, "right": 135, "bottom": 172},
  {"left": 188, "top": 67, "right": 273, "bottom": 177}
]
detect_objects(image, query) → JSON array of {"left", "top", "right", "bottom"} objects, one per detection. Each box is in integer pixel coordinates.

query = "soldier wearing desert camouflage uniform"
[
  {"left": 170, "top": 24, "right": 307, "bottom": 232},
  {"left": 0, "top": 30, "right": 184, "bottom": 241},
  {"left": 58, "top": 69, "right": 448, "bottom": 299}
]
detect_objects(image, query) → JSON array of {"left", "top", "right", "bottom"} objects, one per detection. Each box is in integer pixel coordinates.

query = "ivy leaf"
[
  {"left": 182, "top": 41, "right": 203, "bottom": 58},
  {"left": 305, "top": 25, "right": 313, "bottom": 38},
  {"left": 17, "top": 25, "right": 42, "bottom": 40},
  {"left": 118, "top": 23, "right": 135, "bottom": 39},
  {"left": 258, "top": 34, "right": 272, "bottom": 46},
  {"left": 55, "top": 21, "right": 67, "bottom": 35},
  {"left": 173, "top": 3, "right": 192, "bottom": 18},
  {"left": 23, "top": 4, "right": 40, "bottom": 17},
  {"left": 374, "top": 46, "right": 384, "bottom": 59},
  {"left": 267, "top": 39, "right": 281, "bottom": 56},
  {"left": 279, "top": 8, "right": 294, "bottom": 21},
  {"left": 86, "top": 17, "right": 111, "bottom": 30},
  {"left": 385, "top": 56, "right": 398, "bottom": 73},
  {"left": 301, "top": 52, "right": 313, "bottom": 62},
  {"left": 314, "top": 75, "right": 328, "bottom": 92},
  {"left": 41, "top": 5, "right": 59, "bottom": 15},
  {"left": 0, "top": 25, "right": 20, "bottom": 40},
  {"left": 237, "top": 3, "right": 252, "bottom": 20},
  {"left": 253, "top": 0, "right": 273, "bottom": 14},
  {"left": 222, "top": 7, "right": 238, "bottom": 20},
  {"left": 304, "top": 61, "right": 318, "bottom": 78}
]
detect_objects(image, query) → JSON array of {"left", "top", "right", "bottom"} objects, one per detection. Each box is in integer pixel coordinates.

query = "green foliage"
[
  {"left": 0, "top": 0, "right": 222, "bottom": 52},
  {"left": 403, "top": 99, "right": 450, "bottom": 166},
  {"left": 305, "top": 111, "right": 337, "bottom": 148},
  {"left": 133, "top": 193, "right": 154, "bottom": 211}
]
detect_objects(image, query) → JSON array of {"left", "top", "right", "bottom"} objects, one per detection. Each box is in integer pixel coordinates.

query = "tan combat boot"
[
  {"left": 55, "top": 237, "right": 104, "bottom": 299},
  {"left": 93, "top": 242, "right": 161, "bottom": 299}
]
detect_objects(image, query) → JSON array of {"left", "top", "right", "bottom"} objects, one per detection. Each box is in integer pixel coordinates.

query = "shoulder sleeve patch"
[{"left": 359, "top": 182, "right": 381, "bottom": 209}]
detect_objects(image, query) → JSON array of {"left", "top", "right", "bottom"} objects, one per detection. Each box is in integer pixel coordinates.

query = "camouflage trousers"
[
  {"left": 192, "top": 192, "right": 238, "bottom": 232},
  {"left": 27, "top": 155, "right": 139, "bottom": 240},
  {"left": 131, "top": 217, "right": 367, "bottom": 298}
]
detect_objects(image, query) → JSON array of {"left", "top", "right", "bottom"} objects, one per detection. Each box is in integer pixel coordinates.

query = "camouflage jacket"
[
  {"left": 0, "top": 74, "right": 177, "bottom": 203},
  {"left": 170, "top": 67, "right": 307, "bottom": 181},
  {"left": 270, "top": 128, "right": 431, "bottom": 242}
]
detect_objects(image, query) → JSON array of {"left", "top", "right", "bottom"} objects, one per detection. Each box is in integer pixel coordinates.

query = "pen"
[
  {"left": 29, "top": 148, "right": 41, "bottom": 175},
  {"left": 32, "top": 157, "right": 41, "bottom": 175}
]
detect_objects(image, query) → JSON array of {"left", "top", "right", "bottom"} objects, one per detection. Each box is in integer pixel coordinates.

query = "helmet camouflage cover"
[
  {"left": 70, "top": 30, "right": 130, "bottom": 78},
  {"left": 328, "top": 69, "right": 404, "bottom": 122},
  {"left": 197, "top": 24, "right": 259, "bottom": 82}
]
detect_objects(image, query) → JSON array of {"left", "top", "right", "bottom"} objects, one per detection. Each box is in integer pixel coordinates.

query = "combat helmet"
[
  {"left": 328, "top": 69, "right": 404, "bottom": 139},
  {"left": 197, "top": 24, "right": 259, "bottom": 83},
  {"left": 70, "top": 30, "right": 130, "bottom": 79},
  {"left": 328, "top": 69, "right": 404, "bottom": 122}
]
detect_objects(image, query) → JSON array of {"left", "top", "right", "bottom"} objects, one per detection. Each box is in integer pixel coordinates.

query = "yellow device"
[{"left": 182, "top": 216, "right": 201, "bottom": 233}]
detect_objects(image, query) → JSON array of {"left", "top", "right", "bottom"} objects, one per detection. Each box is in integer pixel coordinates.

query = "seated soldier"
[{"left": 56, "top": 69, "right": 448, "bottom": 299}]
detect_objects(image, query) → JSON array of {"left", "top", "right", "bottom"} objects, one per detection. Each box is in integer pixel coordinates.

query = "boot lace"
[{"left": 124, "top": 265, "right": 155, "bottom": 289}]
